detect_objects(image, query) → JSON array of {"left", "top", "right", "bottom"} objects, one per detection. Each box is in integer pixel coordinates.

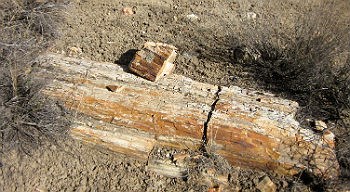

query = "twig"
[
  {"left": 19, "top": 121, "right": 39, "bottom": 127},
  {"left": 0, "top": 38, "right": 36, "bottom": 48},
  {"left": 0, "top": 42, "right": 21, "bottom": 47}
]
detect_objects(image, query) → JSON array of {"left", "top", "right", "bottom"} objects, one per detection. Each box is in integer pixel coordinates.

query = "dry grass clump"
[
  {"left": 236, "top": 1, "right": 350, "bottom": 121},
  {"left": 234, "top": 0, "right": 350, "bottom": 187},
  {"left": 0, "top": 0, "right": 69, "bottom": 153}
]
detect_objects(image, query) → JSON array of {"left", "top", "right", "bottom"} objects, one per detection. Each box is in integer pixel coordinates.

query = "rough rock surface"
[{"left": 34, "top": 53, "right": 339, "bottom": 178}]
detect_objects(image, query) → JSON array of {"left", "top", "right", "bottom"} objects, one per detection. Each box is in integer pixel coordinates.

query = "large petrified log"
[{"left": 33, "top": 53, "right": 339, "bottom": 178}]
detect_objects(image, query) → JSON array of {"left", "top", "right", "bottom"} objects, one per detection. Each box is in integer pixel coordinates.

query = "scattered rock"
[
  {"left": 246, "top": 12, "right": 257, "bottom": 20},
  {"left": 34, "top": 0, "right": 47, "bottom": 3},
  {"left": 216, "top": 174, "right": 229, "bottom": 184},
  {"left": 307, "top": 119, "right": 328, "bottom": 132},
  {"left": 68, "top": 46, "right": 82, "bottom": 56},
  {"left": 35, "top": 188, "right": 46, "bottom": 192},
  {"left": 201, "top": 167, "right": 229, "bottom": 189},
  {"left": 323, "top": 130, "right": 335, "bottom": 148},
  {"left": 280, "top": 180, "right": 288, "bottom": 188},
  {"left": 256, "top": 176, "right": 276, "bottom": 192},
  {"left": 146, "top": 159, "right": 187, "bottom": 178},
  {"left": 315, "top": 120, "right": 327, "bottom": 131},
  {"left": 173, "top": 153, "right": 190, "bottom": 166},
  {"left": 147, "top": 149, "right": 188, "bottom": 178},
  {"left": 186, "top": 13, "right": 200, "bottom": 22},
  {"left": 121, "top": 7, "right": 134, "bottom": 16},
  {"left": 208, "top": 186, "right": 221, "bottom": 192},
  {"left": 290, "top": 182, "right": 310, "bottom": 192}
]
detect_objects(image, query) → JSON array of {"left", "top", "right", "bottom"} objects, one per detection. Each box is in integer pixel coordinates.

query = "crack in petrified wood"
[{"left": 202, "top": 86, "right": 222, "bottom": 146}]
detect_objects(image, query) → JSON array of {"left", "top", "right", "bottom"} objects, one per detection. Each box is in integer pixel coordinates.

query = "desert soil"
[{"left": 1, "top": 0, "right": 350, "bottom": 191}]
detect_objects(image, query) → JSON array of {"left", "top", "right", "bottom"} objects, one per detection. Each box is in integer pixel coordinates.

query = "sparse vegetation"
[
  {"left": 0, "top": 0, "right": 69, "bottom": 153},
  {"left": 235, "top": 0, "right": 350, "bottom": 187},
  {"left": 237, "top": 1, "right": 349, "bottom": 121}
]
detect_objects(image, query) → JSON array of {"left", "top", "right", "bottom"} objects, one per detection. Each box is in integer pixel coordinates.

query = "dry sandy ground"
[{"left": 1, "top": 0, "right": 350, "bottom": 191}]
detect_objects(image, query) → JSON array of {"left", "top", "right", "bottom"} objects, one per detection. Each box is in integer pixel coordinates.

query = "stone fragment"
[
  {"left": 121, "top": 7, "right": 134, "bottom": 16},
  {"left": 173, "top": 153, "right": 190, "bottom": 165},
  {"left": 34, "top": 0, "right": 46, "bottom": 3},
  {"left": 200, "top": 166, "right": 229, "bottom": 190},
  {"left": 68, "top": 46, "right": 82, "bottom": 56},
  {"left": 322, "top": 130, "right": 335, "bottom": 148},
  {"left": 129, "top": 42, "right": 177, "bottom": 81},
  {"left": 146, "top": 159, "right": 188, "bottom": 178},
  {"left": 35, "top": 188, "right": 46, "bottom": 192},
  {"left": 246, "top": 12, "right": 257, "bottom": 20},
  {"left": 208, "top": 186, "right": 221, "bottom": 192},
  {"left": 315, "top": 120, "right": 327, "bottom": 131},
  {"left": 186, "top": 13, "right": 199, "bottom": 22},
  {"left": 256, "top": 176, "right": 276, "bottom": 192}
]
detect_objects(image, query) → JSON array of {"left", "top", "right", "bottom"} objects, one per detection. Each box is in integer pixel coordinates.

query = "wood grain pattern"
[
  {"left": 34, "top": 53, "right": 339, "bottom": 178},
  {"left": 129, "top": 42, "right": 177, "bottom": 81}
]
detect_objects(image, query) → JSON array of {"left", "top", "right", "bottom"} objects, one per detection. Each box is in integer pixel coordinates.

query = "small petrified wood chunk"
[{"left": 129, "top": 42, "right": 177, "bottom": 82}]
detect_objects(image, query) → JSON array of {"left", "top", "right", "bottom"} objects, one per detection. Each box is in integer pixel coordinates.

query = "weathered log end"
[{"left": 207, "top": 86, "right": 339, "bottom": 178}]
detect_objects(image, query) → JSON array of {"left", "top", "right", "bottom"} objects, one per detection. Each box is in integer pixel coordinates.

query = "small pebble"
[
  {"left": 256, "top": 176, "right": 276, "bottom": 192},
  {"left": 121, "top": 7, "right": 134, "bottom": 16},
  {"left": 186, "top": 13, "right": 199, "bottom": 22},
  {"left": 315, "top": 120, "right": 327, "bottom": 131},
  {"left": 246, "top": 12, "right": 257, "bottom": 20},
  {"left": 68, "top": 46, "right": 82, "bottom": 56},
  {"left": 323, "top": 130, "right": 335, "bottom": 148}
]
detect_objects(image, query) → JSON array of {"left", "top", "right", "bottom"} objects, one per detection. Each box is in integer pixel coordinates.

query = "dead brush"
[
  {"left": 235, "top": 0, "right": 350, "bottom": 185},
  {"left": 1, "top": 0, "right": 66, "bottom": 38},
  {"left": 236, "top": 1, "right": 350, "bottom": 121},
  {"left": 0, "top": 0, "right": 69, "bottom": 153}
]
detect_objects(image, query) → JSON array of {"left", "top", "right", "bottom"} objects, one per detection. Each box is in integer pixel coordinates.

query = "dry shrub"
[
  {"left": 1, "top": 0, "right": 66, "bottom": 38},
  {"left": 234, "top": 0, "right": 350, "bottom": 186},
  {"left": 0, "top": 0, "right": 69, "bottom": 153},
  {"left": 236, "top": 0, "right": 350, "bottom": 121},
  {"left": 336, "top": 108, "right": 350, "bottom": 178}
]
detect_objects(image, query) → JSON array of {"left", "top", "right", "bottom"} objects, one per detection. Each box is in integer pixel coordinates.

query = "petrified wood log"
[{"left": 34, "top": 53, "right": 339, "bottom": 178}]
